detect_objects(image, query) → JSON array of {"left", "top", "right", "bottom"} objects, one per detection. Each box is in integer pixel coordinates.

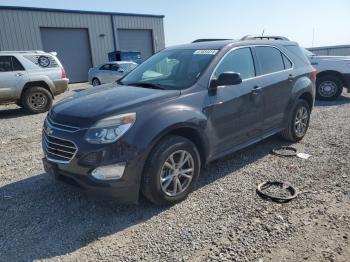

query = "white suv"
[
  {"left": 303, "top": 48, "right": 350, "bottom": 100},
  {"left": 0, "top": 51, "right": 69, "bottom": 113}
]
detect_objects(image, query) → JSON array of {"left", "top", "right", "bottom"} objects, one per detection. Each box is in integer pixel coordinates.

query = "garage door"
[
  {"left": 118, "top": 29, "right": 154, "bottom": 62},
  {"left": 41, "top": 28, "right": 92, "bottom": 83}
]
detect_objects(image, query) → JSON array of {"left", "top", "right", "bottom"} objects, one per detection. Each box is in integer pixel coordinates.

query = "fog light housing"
[{"left": 91, "top": 163, "right": 126, "bottom": 181}]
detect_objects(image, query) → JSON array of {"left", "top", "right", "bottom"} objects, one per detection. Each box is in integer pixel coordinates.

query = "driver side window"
[{"left": 214, "top": 48, "right": 256, "bottom": 80}]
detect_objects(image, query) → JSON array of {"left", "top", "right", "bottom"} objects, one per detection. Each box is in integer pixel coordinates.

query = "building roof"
[
  {"left": 0, "top": 5, "right": 165, "bottom": 18},
  {"left": 308, "top": 45, "right": 350, "bottom": 50}
]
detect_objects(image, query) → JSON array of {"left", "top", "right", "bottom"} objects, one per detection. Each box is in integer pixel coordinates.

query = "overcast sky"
[{"left": 0, "top": 0, "right": 349, "bottom": 48}]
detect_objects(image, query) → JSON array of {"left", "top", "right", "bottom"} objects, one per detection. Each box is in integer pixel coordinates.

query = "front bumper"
[
  {"left": 43, "top": 158, "right": 140, "bottom": 203},
  {"left": 41, "top": 123, "right": 146, "bottom": 204}
]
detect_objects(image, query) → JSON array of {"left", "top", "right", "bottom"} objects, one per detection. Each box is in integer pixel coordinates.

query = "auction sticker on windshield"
[{"left": 194, "top": 50, "right": 218, "bottom": 55}]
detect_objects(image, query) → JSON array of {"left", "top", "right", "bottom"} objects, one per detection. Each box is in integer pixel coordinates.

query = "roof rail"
[
  {"left": 192, "top": 39, "right": 232, "bottom": 43},
  {"left": 240, "top": 35, "right": 290, "bottom": 41},
  {"left": 0, "top": 50, "right": 46, "bottom": 54}
]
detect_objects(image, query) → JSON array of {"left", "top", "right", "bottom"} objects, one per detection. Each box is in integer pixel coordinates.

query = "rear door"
[
  {"left": 207, "top": 47, "right": 264, "bottom": 154},
  {"left": 0, "top": 56, "right": 28, "bottom": 102},
  {"left": 253, "top": 46, "right": 294, "bottom": 132}
]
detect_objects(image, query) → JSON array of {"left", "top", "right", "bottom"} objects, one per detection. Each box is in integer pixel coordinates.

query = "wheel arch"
[
  {"left": 146, "top": 124, "right": 209, "bottom": 169},
  {"left": 317, "top": 70, "right": 346, "bottom": 87},
  {"left": 21, "top": 81, "right": 54, "bottom": 99},
  {"left": 298, "top": 92, "right": 314, "bottom": 111}
]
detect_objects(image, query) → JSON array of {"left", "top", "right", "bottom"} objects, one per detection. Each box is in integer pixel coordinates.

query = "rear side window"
[
  {"left": 255, "top": 46, "right": 285, "bottom": 75},
  {"left": 284, "top": 45, "right": 310, "bottom": 65},
  {"left": 23, "top": 55, "right": 58, "bottom": 68},
  {"left": 214, "top": 47, "right": 255, "bottom": 80},
  {"left": 282, "top": 54, "right": 293, "bottom": 69},
  {"left": 12, "top": 57, "right": 25, "bottom": 71},
  {"left": 0, "top": 56, "right": 24, "bottom": 72}
]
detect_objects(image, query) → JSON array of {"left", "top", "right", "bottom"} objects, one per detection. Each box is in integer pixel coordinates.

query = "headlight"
[{"left": 85, "top": 113, "right": 136, "bottom": 144}]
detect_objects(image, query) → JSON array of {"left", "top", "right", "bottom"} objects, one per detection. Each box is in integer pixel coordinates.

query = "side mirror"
[{"left": 210, "top": 72, "right": 242, "bottom": 89}]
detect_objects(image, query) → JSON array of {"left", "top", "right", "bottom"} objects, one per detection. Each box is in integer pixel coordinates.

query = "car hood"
[{"left": 51, "top": 83, "right": 180, "bottom": 127}]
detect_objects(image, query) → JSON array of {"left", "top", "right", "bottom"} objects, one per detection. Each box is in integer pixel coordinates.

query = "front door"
[{"left": 206, "top": 47, "right": 263, "bottom": 155}]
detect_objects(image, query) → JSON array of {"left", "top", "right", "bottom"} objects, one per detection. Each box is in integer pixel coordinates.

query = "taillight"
[
  {"left": 311, "top": 67, "right": 317, "bottom": 81},
  {"left": 61, "top": 67, "right": 67, "bottom": 79}
]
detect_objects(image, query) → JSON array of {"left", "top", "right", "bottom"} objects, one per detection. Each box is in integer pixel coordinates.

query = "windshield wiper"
[{"left": 124, "top": 82, "right": 165, "bottom": 90}]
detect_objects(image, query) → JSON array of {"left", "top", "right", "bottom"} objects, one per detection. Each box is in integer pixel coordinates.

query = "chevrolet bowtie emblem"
[{"left": 46, "top": 126, "right": 53, "bottom": 135}]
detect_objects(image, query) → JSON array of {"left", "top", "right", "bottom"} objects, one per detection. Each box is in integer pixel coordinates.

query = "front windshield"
[{"left": 120, "top": 49, "right": 218, "bottom": 90}]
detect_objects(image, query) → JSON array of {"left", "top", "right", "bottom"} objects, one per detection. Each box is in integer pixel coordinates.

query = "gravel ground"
[{"left": 0, "top": 84, "right": 349, "bottom": 262}]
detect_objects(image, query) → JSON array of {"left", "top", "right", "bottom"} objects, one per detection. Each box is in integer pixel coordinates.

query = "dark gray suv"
[{"left": 42, "top": 38, "right": 315, "bottom": 205}]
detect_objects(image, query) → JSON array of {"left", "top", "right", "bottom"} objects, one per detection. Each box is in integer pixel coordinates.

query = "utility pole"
[{"left": 262, "top": 29, "right": 265, "bottom": 36}]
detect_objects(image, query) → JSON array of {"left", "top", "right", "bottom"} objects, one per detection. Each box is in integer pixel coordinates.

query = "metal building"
[
  {"left": 307, "top": 45, "right": 350, "bottom": 56},
  {"left": 0, "top": 6, "right": 165, "bottom": 82}
]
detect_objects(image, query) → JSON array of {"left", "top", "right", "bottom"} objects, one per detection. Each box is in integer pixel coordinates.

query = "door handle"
[
  {"left": 251, "top": 86, "right": 262, "bottom": 95},
  {"left": 288, "top": 74, "right": 295, "bottom": 82},
  {"left": 15, "top": 73, "right": 24, "bottom": 77}
]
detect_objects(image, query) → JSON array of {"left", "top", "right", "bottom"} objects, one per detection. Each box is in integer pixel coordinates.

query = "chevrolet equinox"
[{"left": 42, "top": 38, "right": 316, "bottom": 205}]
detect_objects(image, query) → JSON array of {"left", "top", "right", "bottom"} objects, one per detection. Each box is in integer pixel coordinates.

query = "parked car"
[
  {"left": 302, "top": 48, "right": 350, "bottom": 100},
  {"left": 88, "top": 61, "right": 138, "bottom": 86},
  {"left": 42, "top": 38, "right": 315, "bottom": 205},
  {"left": 0, "top": 51, "right": 68, "bottom": 113}
]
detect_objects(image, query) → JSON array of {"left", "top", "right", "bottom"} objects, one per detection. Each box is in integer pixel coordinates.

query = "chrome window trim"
[{"left": 209, "top": 44, "right": 295, "bottom": 86}]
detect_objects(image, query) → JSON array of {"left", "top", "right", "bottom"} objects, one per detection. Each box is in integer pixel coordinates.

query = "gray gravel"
[{"left": 0, "top": 85, "right": 349, "bottom": 262}]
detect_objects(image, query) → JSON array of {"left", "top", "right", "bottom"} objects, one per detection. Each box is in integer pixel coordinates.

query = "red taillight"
[
  {"left": 61, "top": 67, "right": 67, "bottom": 79},
  {"left": 311, "top": 67, "right": 317, "bottom": 81}
]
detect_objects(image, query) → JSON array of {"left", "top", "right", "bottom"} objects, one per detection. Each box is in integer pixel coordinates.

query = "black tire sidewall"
[
  {"left": 142, "top": 136, "right": 201, "bottom": 205},
  {"left": 92, "top": 78, "right": 100, "bottom": 86},
  {"left": 22, "top": 86, "right": 52, "bottom": 114},
  {"left": 290, "top": 100, "right": 311, "bottom": 141},
  {"left": 316, "top": 76, "right": 342, "bottom": 100}
]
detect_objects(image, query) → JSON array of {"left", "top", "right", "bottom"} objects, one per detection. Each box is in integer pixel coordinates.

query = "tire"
[
  {"left": 316, "top": 76, "right": 343, "bottom": 101},
  {"left": 280, "top": 99, "right": 311, "bottom": 142},
  {"left": 21, "top": 86, "right": 53, "bottom": 114},
  {"left": 142, "top": 136, "right": 201, "bottom": 206},
  {"left": 92, "top": 78, "right": 101, "bottom": 87}
]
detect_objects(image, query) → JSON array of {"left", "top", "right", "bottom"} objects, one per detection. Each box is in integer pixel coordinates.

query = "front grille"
[
  {"left": 46, "top": 116, "right": 80, "bottom": 132},
  {"left": 43, "top": 132, "right": 77, "bottom": 164}
]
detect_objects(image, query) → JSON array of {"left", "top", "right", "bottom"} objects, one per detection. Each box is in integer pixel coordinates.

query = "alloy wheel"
[
  {"left": 160, "top": 150, "right": 195, "bottom": 197},
  {"left": 294, "top": 106, "right": 309, "bottom": 137}
]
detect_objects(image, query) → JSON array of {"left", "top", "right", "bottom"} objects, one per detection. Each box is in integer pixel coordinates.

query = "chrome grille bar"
[{"left": 43, "top": 132, "right": 77, "bottom": 164}]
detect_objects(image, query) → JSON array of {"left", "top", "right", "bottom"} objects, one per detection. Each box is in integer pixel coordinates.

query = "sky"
[{"left": 0, "top": 0, "right": 349, "bottom": 48}]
